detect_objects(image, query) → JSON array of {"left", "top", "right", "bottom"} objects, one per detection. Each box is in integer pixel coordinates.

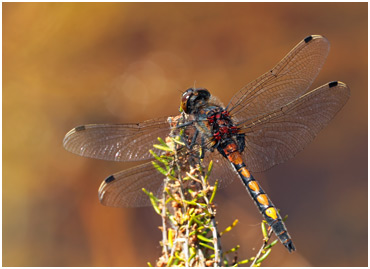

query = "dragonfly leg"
[
  {"left": 190, "top": 129, "right": 199, "bottom": 150},
  {"left": 199, "top": 135, "right": 206, "bottom": 159}
]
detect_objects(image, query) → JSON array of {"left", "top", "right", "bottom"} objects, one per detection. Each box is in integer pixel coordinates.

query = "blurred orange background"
[{"left": 3, "top": 2, "right": 367, "bottom": 266}]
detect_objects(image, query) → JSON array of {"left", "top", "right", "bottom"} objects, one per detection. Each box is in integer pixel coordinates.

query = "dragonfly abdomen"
[{"left": 221, "top": 142, "right": 296, "bottom": 252}]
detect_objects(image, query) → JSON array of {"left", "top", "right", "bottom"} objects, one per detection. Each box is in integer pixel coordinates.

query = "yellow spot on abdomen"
[{"left": 265, "top": 207, "right": 278, "bottom": 220}]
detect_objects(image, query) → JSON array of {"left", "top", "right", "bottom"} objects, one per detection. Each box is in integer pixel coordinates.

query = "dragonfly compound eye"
[
  {"left": 181, "top": 88, "right": 210, "bottom": 114},
  {"left": 181, "top": 88, "right": 194, "bottom": 113}
]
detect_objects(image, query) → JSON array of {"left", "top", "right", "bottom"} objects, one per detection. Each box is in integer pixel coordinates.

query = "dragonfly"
[{"left": 63, "top": 35, "right": 350, "bottom": 252}]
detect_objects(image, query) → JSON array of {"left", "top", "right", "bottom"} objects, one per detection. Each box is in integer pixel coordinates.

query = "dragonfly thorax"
[
  {"left": 181, "top": 88, "right": 245, "bottom": 154},
  {"left": 204, "top": 108, "right": 246, "bottom": 155},
  {"left": 206, "top": 109, "right": 237, "bottom": 141}
]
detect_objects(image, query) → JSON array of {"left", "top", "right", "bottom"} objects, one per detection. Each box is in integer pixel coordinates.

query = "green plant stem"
[{"left": 250, "top": 225, "right": 274, "bottom": 267}]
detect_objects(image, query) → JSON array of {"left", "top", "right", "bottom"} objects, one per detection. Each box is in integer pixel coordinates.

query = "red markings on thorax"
[{"left": 207, "top": 110, "right": 239, "bottom": 142}]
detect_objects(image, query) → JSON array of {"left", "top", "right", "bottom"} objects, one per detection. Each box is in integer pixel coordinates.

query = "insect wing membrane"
[
  {"left": 202, "top": 152, "right": 240, "bottom": 189},
  {"left": 63, "top": 117, "right": 171, "bottom": 162},
  {"left": 228, "top": 35, "right": 330, "bottom": 125},
  {"left": 239, "top": 81, "right": 350, "bottom": 172},
  {"left": 98, "top": 162, "right": 166, "bottom": 207}
]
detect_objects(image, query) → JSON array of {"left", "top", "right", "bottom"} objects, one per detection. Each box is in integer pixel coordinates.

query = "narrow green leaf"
[
  {"left": 173, "top": 137, "right": 185, "bottom": 146},
  {"left": 264, "top": 239, "right": 278, "bottom": 250},
  {"left": 190, "top": 214, "right": 204, "bottom": 226},
  {"left": 168, "top": 228, "right": 174, "bottom": 247},
  {"left": 167, "top": 255, "right": 175, "bottom": 267},
  {"left": 187, "top": 188, "right": 195, "bottom": 195},
  {"left": 168, "top": 215, "right": 178, "bottom": 225},
  {"left": 167, "top": 174, "right": 178, "bottom": 181},
  {"left": 204, "top": 160, "right": 213, "bottom": 183},
  {"left": 261, "top": 221, "right": 268, "bottom": 241},
  {"left": 237, "top": 258, "right": 252, "bottom": 265},
  {"left": 188, "top": 230, "right": 196, "bottom": 237},
  {"left": 157, "top": 137, "right": 168, "bottom": 147},
  {"left": 153, "top": 144, "right": 172, "bottom": 152},
  {"left": 152, "top": 161, "right": 167, "bottom": 176},
  {"left": 164, "top": 187, "right": 182, "bottom": 205},
  {"left": 255, "top": 249, "right": 272, "bottom": 264},
  {"left": 188, "top": 207, "right": 195, "bottom": 215},
  {"left": 225, "top": 244, "right": 240, "bottom": 254},
  {"left": 209, "top": 180, "right": 219, "bottom": 204},
  {"left": 160, "top": 155, "right": 173, "bottom": 162},
  {"left": 197, "top": 234, "right": 213, "bottom": 243},
  {"left": 172, "top": 258, "right": 179, "bottom": 265},
  {"left": 149, "top": 149, "right": 160, "bottom": 160},
  {"left": 220, "top": 219, "right": 239, "bottom": 235},
  {"left": 188, "top": 247, "right": 196, "bottom": 263},
  {"left": 165, "top": 197, "right": 172, "bottom": 205},
  {"left": 199, "top": 242, "right": 215, "bottom": 250},
  {"left": 175, "top": 251, "right": 185, "bottom": 262},
  {"left": 149, "top": 151, "right": 170, "bottom": 170},
  {"left": 182, "top": 199, "right": 201, "bottom": 206},
  {"left": 142, "top": 188, "right": 161, "bottom": 215},
  {"left": 182, "top": 176, "right": 191, "bottom": 181}
]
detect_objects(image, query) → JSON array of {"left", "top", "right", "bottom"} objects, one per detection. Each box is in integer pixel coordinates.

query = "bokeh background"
[{"left": 3, "top": 2, "right": 367, "bottom": 267}]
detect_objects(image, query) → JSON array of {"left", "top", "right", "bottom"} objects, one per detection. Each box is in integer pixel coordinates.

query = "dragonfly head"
[{"left": 181, "top": 88, "right": 210, "bottom": 114}]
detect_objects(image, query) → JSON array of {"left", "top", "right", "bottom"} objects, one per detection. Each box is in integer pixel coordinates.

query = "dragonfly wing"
[
  {"left": 63, "top": 116, "right": 172, "bottom": 161},
  {"left": 98, "top": 162, "right": 165, "bottom": 207},
  {"left": 228, "top": 35, "right": 330, "bottom": 124},
  {"left": 203, "top": 152, "right": 240, "bottom": 189},
  {"left": 239, "top": 81, "right": 350, "bottom": 172}
]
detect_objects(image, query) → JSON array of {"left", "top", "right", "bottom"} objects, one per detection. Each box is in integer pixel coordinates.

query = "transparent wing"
[
  {"left": 98, "top": 162, "right": 165, "bottom": 207},
  {"left": 203, "top": 151, "right": 240, "bottom": 189},
  {"left": 63, "top": 117, "right": 172, "bottom": 161},
  {"left": 239, "top": 81, "right": 350, "bottom": 172},
  {"left": 228, "top": 35, "right": 330, "bottom": 125},
  {"left": 98, "top": 153, "right": 241, "bottom": 208}
]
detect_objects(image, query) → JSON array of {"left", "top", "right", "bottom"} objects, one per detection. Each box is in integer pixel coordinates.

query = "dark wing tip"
[
  {"left": 328, "top": 81, "right": 338, "bottom": 88},
  {"left": 63, "top": 125, "right": 87, "bottom": 148},
  {"left": 104, "top": 175, "right": 116, "bottom": 183},
  {"left": 304, "top": 35, "right": 313, "bottom": 43},
  {"left": 327, "top": 81, "right": 350, "bottom": 97},
  {"left": 302, "top": 35, "right": 330, "bottom": 49},
  {"left": 74, "top": 125, "right": 86, "bottom": 132},
  {"left": 98, "top": 175, "right": 116, "bottom": 205},
  {"left": 304, "top": 34, "right": 327, "bottom": 44}
]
